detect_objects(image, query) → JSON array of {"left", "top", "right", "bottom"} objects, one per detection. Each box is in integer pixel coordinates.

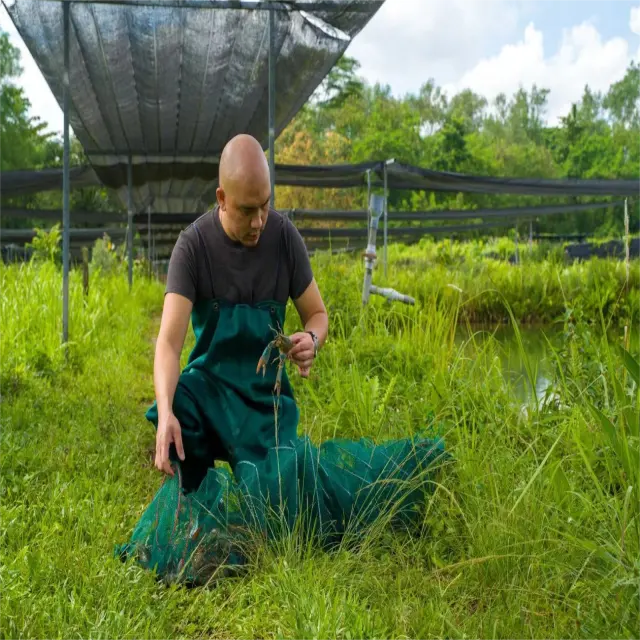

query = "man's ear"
[{"left": 216, "top": 186, "right": 226, "bottom": 211}]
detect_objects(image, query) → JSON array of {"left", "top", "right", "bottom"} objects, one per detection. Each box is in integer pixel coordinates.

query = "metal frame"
[
  {"left": 62, "top": 0, "right": 70, "bottom": 344},
  {"left": 268, "top": 7, "right": 276, "bottom": 207},
  {"left": 383, "top": 160, "right": 388, "bottom": 277}
]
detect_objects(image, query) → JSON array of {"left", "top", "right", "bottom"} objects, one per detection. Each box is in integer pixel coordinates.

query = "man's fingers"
[
  {"left": 155, "top": 436, "right": 165, "bottom": 470},
  {"left": 290, "top": 346, "right": 313, "bottom": 361},
  {"left": 163, "top": 460, "right": 174, "bottom": 476},
  {"left": 155, "top": 434, "right": 174, "bottom": 476},
  {"left": 173, "top": 427, "right": 185, "bottom": 461},
  {"left": 288, "top": 342, "right": 306, "bottom": 357}
]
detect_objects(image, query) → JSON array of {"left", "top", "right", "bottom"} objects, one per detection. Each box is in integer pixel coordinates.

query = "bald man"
[{"left": 147, "top": 134, "right": 328, "bottom": 491}]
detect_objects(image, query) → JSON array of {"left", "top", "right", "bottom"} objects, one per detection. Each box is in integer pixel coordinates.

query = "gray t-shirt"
[{"left": 165, "top": 206, "right": 314, "bottom": 305}]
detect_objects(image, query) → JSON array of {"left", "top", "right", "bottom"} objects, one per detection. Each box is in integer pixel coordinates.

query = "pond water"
[
  {"left": 455, "top": 324, "right": 559, "bottom": 405},
  {"left": 455, "top": 323, "right": 638, "bottom": 407}
]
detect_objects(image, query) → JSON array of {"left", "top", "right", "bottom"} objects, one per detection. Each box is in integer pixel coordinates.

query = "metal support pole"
[
  {"left": 366, "top": 169, "right": 371, "bottom": 215},
  {"left": 268, "top": 8, "right": 276, "bottom": 208},
  {"left": 529, "top": 219, "right": 533, "bottom": 253},
  {"left": 362, "top": 194, "right": 414, "bottom": 307},
  {"left": 62, "top": 0, "right": 70, "bottom": 345},
  {"left": 624, "top": 198, "right": 630, "bottom": 286},
  {"left": 383, "top": 163, "right": 388, "bottom": 278},
  {"left": 362, "top": 195, "right": 383, "bottom": 306},
  {"left": 127, "top": 155, "right": 133, "bottom": 289},
  {"left": 147, "top": 203, "right": 151, "bottom": 276},
  {"left": 514, "top": 225, "right": 519, "bottom": 265}
]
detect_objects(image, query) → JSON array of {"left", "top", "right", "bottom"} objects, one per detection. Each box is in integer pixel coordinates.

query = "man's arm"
[
  {"left": 294, "top": 278, "right": 328, "bottom": 346},
  {"left": 154, "top": 292, "right": 193, "bottom": 419},
  {"left": 281, "top": 216, "right": 328, "bottom": 376},
  {"left": 153, "top": 292, "right": 193, "bottom": 475},
  {"left": 288, "top": 278, "right": 328, "bottom": 376}
]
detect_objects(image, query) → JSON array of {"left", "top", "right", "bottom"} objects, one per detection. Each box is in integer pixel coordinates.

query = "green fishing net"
[{"left": 115, "top": 430, "right": 448, "bottom": 586}]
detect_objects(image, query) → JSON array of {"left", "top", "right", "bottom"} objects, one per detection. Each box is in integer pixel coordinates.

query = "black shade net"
[{"left": 2, "top": 0, "right": 383, "bottom": 213}]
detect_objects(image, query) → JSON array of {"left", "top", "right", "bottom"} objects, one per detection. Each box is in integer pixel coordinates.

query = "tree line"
[{"left": 274, "top": 56, "right": 639, "bottom": 236}]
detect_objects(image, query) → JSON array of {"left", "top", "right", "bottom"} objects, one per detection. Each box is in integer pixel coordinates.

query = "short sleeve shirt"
[{"left": 165, "top": 206, "right": 314, "bottom": 306}]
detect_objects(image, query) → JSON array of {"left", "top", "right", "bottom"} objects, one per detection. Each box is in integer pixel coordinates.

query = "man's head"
[{"left": 216, "top": 134, "right": 271, "bottom": 247}]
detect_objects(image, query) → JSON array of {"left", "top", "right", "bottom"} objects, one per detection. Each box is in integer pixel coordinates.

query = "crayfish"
[{"left": 256, "top": 325, "right": 294, "bottom": 396}]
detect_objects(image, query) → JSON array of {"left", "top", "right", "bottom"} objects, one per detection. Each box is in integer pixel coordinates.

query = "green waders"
[{"left": 116, "top": 222, "right": 449, "bottom": 586}]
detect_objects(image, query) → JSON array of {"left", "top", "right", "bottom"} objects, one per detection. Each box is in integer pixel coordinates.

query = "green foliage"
[
  {"left": 278, "top": 61, "right": 640, "bottom": 236},
  {"left": 25, "top": 224, "right": 61, "bottom": 263},
  {"left": 0, "top": 28, "right": 121, "bottom": 224},
  {"left": 89, "top": 233, "right": 125, "bottom": 276}
]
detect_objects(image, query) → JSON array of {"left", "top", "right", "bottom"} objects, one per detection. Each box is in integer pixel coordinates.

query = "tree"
[
  {"left": 446, "top": 89, "right": 487, "bottom": 133},
  {"left": 408, "top": 79, "right": 448, "bottom": 136},
  {"left": 1, "top": 29, "right": 120, "bottom": 227},
  {"left": 603, "top": 62, "right": 640, "bottom": 129},
  {"left": 0, "top": 30, "right": 55, "bottom": 172},
  {"left": 314, "top": 55, "right": 364, "bottom": 111}
]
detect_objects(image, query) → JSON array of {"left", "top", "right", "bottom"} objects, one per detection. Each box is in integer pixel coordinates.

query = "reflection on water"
[
  {"left": 456, "top": 324, "right": 640, "bottom": 407},
  {"left": 455, "top": 323, "right": 639, "bottom": 409}
]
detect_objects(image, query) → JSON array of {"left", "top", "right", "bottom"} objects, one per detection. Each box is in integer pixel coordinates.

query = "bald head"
[
  {"left": 219, "top": 134, "right": 271, "bottom": 195},
  {"left": 216, "top": 134, "right": 272, "bottom": 247}
]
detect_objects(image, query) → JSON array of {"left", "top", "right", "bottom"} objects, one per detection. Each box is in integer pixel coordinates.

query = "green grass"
[
  {"left": 313, "top": 238, "right": 639, "bottom": 327},
  {"left": 1, "top": 249, "right": 638, "bottom": 639}
]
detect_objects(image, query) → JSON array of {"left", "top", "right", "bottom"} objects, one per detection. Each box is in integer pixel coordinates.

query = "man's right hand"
[
  {"left": 152, "top": 292, "right": 193, "bottom": 477},
  {"left": 155, "top": 412, "right": 185, "bottom": 476}
]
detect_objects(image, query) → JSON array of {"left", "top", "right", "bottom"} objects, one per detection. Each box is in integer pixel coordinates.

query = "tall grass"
[
  {"left": 0, "top": 251, "right": 638, "bottom": 639},
  {"left": 320, "top": 237, "right": 639, "bottom": 326}
]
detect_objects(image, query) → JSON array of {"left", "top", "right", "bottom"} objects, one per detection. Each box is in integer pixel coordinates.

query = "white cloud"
[
  {"left": 442, "top": 11, "right": 639, "bottom": 125},
  {"left": 345, "top": 0, "right": 523, "bottom": 96},
  {"left": 630, "top": 4, "right": 640, "bottom": 35}
]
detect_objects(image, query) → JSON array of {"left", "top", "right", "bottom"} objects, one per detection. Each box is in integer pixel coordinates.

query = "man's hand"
[
  {"left": 287, "top": 332, "right": 315, "bottom": 378},
  {"left": 290, "top": 278, "right": 328, "bottom": 379},
  {"left": 155, "top": 412, "right": 185, "bottom": 476}
]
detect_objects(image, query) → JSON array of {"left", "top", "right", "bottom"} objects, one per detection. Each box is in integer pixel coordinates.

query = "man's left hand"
[{"left": 287, "top": 332, "right": 315, "bottom": 378}]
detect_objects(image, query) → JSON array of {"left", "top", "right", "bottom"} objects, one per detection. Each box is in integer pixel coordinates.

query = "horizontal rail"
[
  {"left": 1, "top": 228, "right": 127, "bottom": 242},
  {"left": 4, "top": 199, "right": 622, "bottom": 225},
  {"left": 297, "top": 220, "right": 510, "bottom": 237}
]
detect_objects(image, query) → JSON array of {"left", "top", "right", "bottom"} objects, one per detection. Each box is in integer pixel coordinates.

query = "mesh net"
[{"left": 116, "top": 430, "right": 448, "bottom": 586}]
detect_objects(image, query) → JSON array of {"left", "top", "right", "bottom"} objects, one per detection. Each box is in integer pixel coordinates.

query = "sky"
[{"left": 1, "top": 0, "right": 638, "bottom": 137}]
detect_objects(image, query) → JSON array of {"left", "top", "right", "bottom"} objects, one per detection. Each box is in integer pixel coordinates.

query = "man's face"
[{"left": 217, "top": 183, "right": 271, "bottom": 247}]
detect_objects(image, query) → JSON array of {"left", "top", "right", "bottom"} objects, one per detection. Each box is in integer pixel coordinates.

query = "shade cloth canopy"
[{"left": 3, "top": 0, "right": 383, "bottom": 213}]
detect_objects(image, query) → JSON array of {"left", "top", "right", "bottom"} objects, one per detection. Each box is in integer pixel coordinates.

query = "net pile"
[{"left": 116, "top": 431, "right": 448, "bottom": 586}]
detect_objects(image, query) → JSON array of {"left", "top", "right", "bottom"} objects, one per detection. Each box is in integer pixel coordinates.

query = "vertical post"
[
  {"left": 529, "top": 219, "right": 533, "bottom": 253},
  {"left": 383, "top": 163, "right": 388, "bottom": 278},
  {"left": 127, "top": 155, "right": 133, "bottom": 289},
  {"left": 514, "top": 225, "right": 520, "bottom": 265},
  {"left": 362, "top": 195, "right": 384, "bottom": 306},
  {"left": 624, "top": 198, "right": 630, "bottom": 287},
  {"left": 147, "top": 203, "right": 151, "bottom": 277},
  {"left": 62, "top": 0, "right": 70, "bottom": 345},
  {"left": 268, "top": 8, "right": 276, "bottom": 208},
  {"left": 82, "top": 246, "right": 89, "bottom": 297},
  {"left": 365, "top": 169, "right": 371, "bottom": 242}
]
